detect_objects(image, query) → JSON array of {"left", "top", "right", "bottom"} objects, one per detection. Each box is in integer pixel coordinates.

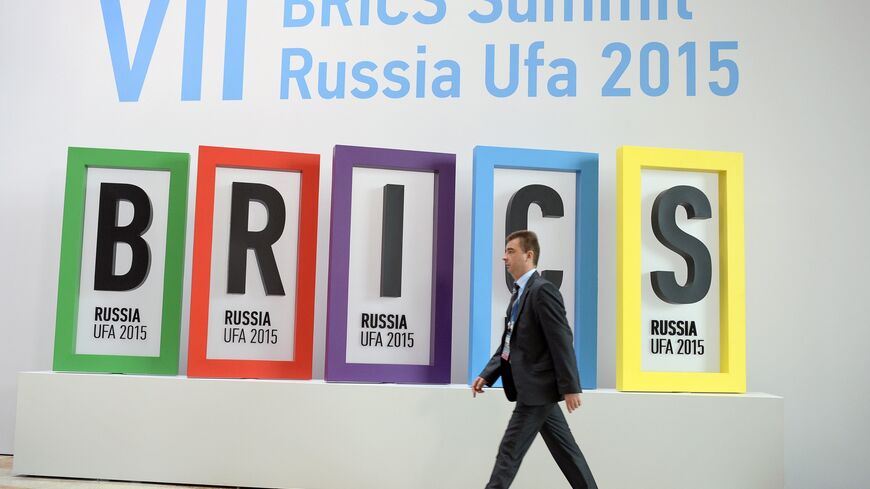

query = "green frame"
[{"left": 53, "top": 147, "right": 189, "bottom": 374}]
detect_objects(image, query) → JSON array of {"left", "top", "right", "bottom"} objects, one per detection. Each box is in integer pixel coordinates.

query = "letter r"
[{"left": 227, "top": 182, "right": 286, "bottom": 295}]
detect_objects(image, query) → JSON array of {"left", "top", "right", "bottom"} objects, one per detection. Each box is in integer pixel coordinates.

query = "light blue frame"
[{"left": 468, "top": 146, "right": 599, "bottom": 389}]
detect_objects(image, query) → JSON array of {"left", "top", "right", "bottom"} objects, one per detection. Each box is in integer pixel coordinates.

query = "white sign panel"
[
  {"left": 641, "top": 169, "right": 721, "bottom": 372},
  {"left": 76, "top": 167, "right": 170, "bottom": 357},
  {"left": 345, "top": 167, "right": 435, "bottom": 366},
  {"left": 206, "top": 167, "right": 300, "bottom": 361}
]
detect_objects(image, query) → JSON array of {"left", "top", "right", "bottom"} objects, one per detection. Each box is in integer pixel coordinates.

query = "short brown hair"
[{"left": 506, "top": 230, "right": 540, "bottom": 265}]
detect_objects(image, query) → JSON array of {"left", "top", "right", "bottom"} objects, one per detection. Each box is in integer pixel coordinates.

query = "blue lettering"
[
  {"left": 181, "top": 0, "right": 205, "bottom": 101},
  {"left": 318, "top": 61, "right": 346, "bottom": 99},
  {"left": 222, "top": 0, "right": 247, "bottom": 100},
  {"left": 281, "top": 48, "right": 313, "bottom": 99},
  {"left": 524, "top": 41, "right": 545, "bottom": 96},
  {"left": 284, "top": 0, "right": 315, "bottom": 27},
  {"left": 541, "top": 0, "right": 573, "bottom": 21},
  {"left": 601, "top": 42, "right": 631, "bottom": 96},
  {"left": 383, "top": 61, "right": 410, "bottom": 98},
  {"left": 485, "top": 44, "right": 519, "bottom": 97},
  {"left": 432, "top": 60, "right": 461, "bottom": 98},
  {"left": 351, "top": 61, "right": 378, "bottom": 98},
  {"left": 470, "top": 0, "right": 501, "bottom": 23},
  {"left": 378, "top": 0, "right": 407, "bottom": 25},
  {"left": 415, "top": 45, "right": 426, "bottom": 98},
  {"left": 641, "top": 0, "right": 668, "bottom": 20},
  {"left": 100, "top": 0, "right": 169, "bottom": 102},
  {"left": 323, "top": 0, "right": 352, "bottom": 26},
  {"left": 548, "top": 58, "right": 576, "bottom": 96},
  {"left": 563, "top": 0, "right": 574, "bottom": 21},
  {"left": 640, "top": 42, "right": 669, "bottom": 96},
  {"left": 414, "top": 0, "right": 446, "bottom": 24},
  {"left": 509, "top": 0, "right": 536, "bottom": 22},
  {"left": 678, "top": 0, "right": 692, "bottom": 19},
  {"left": 359, "top": 0, "right": 371, "bottom": 25}
]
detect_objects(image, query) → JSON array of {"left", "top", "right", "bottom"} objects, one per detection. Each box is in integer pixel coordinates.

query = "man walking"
[{"left": 472, "top": 230, "right": 598, "bottom": 489}]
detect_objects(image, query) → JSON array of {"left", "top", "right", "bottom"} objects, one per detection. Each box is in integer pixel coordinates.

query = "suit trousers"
[{"left": 485, "top": 402, "right": 598, "bottom": 489}]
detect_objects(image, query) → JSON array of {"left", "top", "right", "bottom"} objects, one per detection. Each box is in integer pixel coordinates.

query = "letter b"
[{"left": 94, "top": 183, "right": 152, "bottom": 291}]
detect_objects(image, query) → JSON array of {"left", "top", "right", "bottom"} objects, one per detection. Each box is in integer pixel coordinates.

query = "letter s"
[{"left": 650, "top": 185, "right": 712, "bottom": 304}]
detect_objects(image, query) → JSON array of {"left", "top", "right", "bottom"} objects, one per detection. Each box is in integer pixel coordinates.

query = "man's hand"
[
  {"left": 471, "top": 377, "right": 487, "bottom": 397},
  {"left": 564, "top": 393, "right": 582, "bottom": 413}
]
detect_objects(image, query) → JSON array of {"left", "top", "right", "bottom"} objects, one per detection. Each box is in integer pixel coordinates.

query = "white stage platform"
[{"left": 13, "top": 372, "right": 782, "bottom": 489}]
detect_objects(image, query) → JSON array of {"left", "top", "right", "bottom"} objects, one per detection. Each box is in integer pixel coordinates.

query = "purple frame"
[{"left": 325, "top": 145, "right": 456, "bottom": 383}]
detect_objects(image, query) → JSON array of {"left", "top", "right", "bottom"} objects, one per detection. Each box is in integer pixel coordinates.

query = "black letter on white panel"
[
  {"left": 505, "top": 184, "right": 564, "bottom": 291},
  {"left": 227, "top": 182, "right": 285, "bottom": 296},
  {"left": 94, "top": 183, "right": 152, "bottom": 291},
  {"left": 650, "top": 185, "right": 713, "bottom": 304},
  {"left": 380, "top": 184, "right": 404, "bottom": 298}
]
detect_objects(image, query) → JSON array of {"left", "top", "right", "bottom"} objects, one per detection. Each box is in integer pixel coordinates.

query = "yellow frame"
[{"left": 617, "top": 146, "right": 745, "bottom": 393}]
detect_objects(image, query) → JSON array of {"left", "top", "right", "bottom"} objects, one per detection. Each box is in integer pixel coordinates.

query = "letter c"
[{"left": 504, "top": 184, "right": 564, "bottom": 291}]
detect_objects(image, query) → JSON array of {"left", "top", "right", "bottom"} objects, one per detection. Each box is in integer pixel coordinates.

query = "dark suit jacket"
[{"left": 478, "top": 271, "right": 582, "bottom": 405}]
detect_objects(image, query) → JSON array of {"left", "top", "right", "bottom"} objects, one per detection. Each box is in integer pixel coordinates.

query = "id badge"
[{"left": 501, "top": 320, "right": 514, "bottom": 360}]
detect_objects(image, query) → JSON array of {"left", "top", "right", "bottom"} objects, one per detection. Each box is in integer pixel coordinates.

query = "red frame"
[{"left": 187, "top": 146, "right": 319, "bottom": 379}]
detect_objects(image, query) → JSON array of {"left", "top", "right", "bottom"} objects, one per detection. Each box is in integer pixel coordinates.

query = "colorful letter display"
[
  {"left": 187, "top": 146, "right": 319, "bottom": 379},
  {"left": 54, "top": 147, "right": 189, "bottom": 374},
  {"left": 325, "top": 145, "right": 456, "bottom": 383},
  {"left": 468, "top": 146, "right": 599, "bottom": 389},
  {"left": 52, "top": 142, "right": 749, "bottom": 390},
  {"left": 617, "top": 146, "right": 745, "bottom": 393}
]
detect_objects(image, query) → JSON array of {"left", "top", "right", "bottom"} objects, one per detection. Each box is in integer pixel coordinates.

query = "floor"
[{"left": 0, "top": 456, "right": 231, "bottom": 489}]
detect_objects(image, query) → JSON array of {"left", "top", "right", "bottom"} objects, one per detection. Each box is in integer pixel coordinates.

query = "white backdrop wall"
[{"left": 1, "top": 2, "right": 868, "bottom": 488}]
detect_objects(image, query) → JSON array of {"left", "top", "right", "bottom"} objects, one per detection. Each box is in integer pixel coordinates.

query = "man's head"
[{"left": 503, "top": 230, "right": 540, "bottom": 281}]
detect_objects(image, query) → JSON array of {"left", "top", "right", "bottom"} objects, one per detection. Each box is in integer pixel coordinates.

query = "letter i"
[{"left": 380, "top": 184, "right": 404, "bottom": 297}]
